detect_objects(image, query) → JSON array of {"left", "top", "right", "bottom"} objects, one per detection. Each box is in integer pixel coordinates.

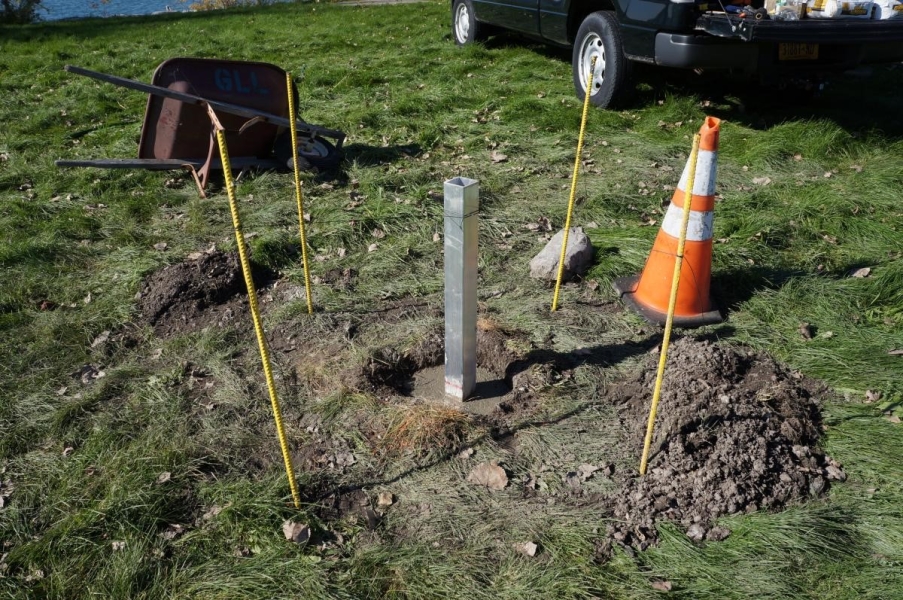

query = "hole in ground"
[{"left": 361, "top": 327, "right": 530, "bottom": 414}]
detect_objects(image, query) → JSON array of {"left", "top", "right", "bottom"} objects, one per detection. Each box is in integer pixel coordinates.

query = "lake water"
[
  {"left": 39, "top": 0, "right": 301, "bottom": 21},
  {"left": 39, "top": 0, "right": 191, "bottom": 21}
]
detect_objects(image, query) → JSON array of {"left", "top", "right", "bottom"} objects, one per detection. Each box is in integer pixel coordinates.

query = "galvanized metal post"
[{"left": 444, "top": 177, "right": 479, "bottom": 401}]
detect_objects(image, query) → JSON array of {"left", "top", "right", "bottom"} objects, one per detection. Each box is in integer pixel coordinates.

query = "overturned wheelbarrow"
[{"left": 56, "top": 58, "right": 346, "bottom": 197}]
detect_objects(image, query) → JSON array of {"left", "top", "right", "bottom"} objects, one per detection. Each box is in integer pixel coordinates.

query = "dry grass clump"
[{"left": 380, "top": 403, "right": 470, "bottom": 459}]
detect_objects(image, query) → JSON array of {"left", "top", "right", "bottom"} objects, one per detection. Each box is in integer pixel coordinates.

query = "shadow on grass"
[
  {"left": 342, "top": 142, "right": 423, "bottom": 168},
  {"left": 713, "top": 265, "right": 805, "bottom": 314}
]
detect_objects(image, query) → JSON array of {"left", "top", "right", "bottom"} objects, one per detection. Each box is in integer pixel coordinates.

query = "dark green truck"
[{"left": 451, "top": 0, "right": 903, "bottom": 106}]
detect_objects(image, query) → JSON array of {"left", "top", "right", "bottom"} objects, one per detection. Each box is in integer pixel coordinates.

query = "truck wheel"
[
  {"left": 452, "top": 0, "right": 484, "bottom": 45},
  {"left": 572, "top": 11, "right": 631, "bottom": 108}
]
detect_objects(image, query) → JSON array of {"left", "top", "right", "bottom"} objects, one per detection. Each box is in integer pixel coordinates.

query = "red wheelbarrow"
[{"left": 56, "top": 58, "right": 346, "bottom": 197}]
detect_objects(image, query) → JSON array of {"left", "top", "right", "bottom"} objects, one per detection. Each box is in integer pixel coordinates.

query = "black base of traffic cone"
[{"left": 613, "top": 275, "right": 723, "bottom": 328}]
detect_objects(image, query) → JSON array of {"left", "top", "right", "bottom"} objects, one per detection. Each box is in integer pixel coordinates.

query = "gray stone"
[{"left": 529, "top": 227, "right": 593, "bottom": 281}]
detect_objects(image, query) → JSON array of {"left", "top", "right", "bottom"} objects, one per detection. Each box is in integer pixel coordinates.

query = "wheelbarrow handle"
[{"left": 64, "top": 65, "right": 346, "bottom": 149}]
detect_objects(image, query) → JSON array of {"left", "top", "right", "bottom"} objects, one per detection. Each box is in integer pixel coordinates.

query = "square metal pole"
[{"left": 444, "top": 177, "right": 479, "bottom": 401}]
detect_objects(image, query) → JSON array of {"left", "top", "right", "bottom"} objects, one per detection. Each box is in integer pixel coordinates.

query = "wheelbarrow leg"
[
  {"left": 195, "top": 126, "right": 218, "bottom": 195},
  {"left": 181, "top": 163, "right": 207, "bottom": 199}
]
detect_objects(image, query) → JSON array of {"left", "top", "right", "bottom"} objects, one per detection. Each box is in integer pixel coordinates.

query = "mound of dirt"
[
  {"left": 602, "top": 338, "right": 843, "bottom": 554},
  {"left": 137, "top": 251, "right": 273, "bottom": 337}
]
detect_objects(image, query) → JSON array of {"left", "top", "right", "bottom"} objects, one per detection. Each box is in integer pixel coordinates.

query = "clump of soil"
[
  {"left": 602, "top": 338, "right": 842, "bottom": 554},
  {"left": 137, "top": 251, "right": 273, "bottom": 337}
]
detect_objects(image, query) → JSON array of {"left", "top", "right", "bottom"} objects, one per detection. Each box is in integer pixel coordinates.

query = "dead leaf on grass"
[
  {"left": 283, "top": 521, "right": 311, "bottom": 545},
  {"left": 885, "top": 414, "right": 902, "bottom": 424},
  {"left": 90, "top": 330, "right": 110, "bottom": 348},
  {"left": 368, "top": 243, "right": 378, "bottom": 253},
  {"left": 847, "top": 267, "right": 871, "bottom": 278},
  {"left": 467, "top": 462, "right": 508, "bottom": 491},
  {"left": 888, "top": 349, "right": 903, "bottom": 356},
  {"left": 377, "top": 492, "right": 394, "bottom": 508},
  {"left": 798, "top": 323, "right": 814, "bottom": 340},
  {"left": 161, "top": 524, "right": 184, "bottom": 540},
  {"left": 335, "top": 452, "right": 356, "bottom": 467},
  {"left": 111, "top": 541, "right": 126, "bottom": 551},
  {"left": 153, "top": 242, "right": 168, "bottom": 251},
  {"left": 433, "top": 232, "right": 441, "bottom": 243},
  {"left": 650, "top": 579, "right": 673, "bottom": 592},
  {"left": 156, "top": 472, "right": 171, "bottom": 484},
  {"left": 490, "top": 150, "right": 508, "bottom": 163},
  {"left": 203, "top": 504, "right": 226, "bottom": 520},
  {"left": 865, "top": 389, "right": 881, "bottom": 403},
  {"left": 516, "top": 541, "right": 538, "bottom": 557},
  {"left": 578, "top": 464, "right": 600, "bottom": 481},
  {"left": 752, "top": 176, "right": 771, "bottom": 186},
  {"left": 74, "top": 364, "right": 105, "bottom": 384},
  {"left": 457, "top": 447, "right": 475, "bottom": 460}
]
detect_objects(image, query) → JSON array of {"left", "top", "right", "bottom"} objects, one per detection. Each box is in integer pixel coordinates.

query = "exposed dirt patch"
[
  {"left": 352, "top": 322, "right": 565, "bottom": 425},
  {"left": 355, "top": 327, "right": 445, "bottom": 394},
  {"left": 137, "top": 252, "right": 275, "bottom": 338},
  {"left": 134, "top": 256, "right": 838, "bottom": 560},
  {"left": 595, "top": 337, "right": 840, "bottom": 556},
  {"left": 318, "top": 267, "right": 357, "bottom": 291}
]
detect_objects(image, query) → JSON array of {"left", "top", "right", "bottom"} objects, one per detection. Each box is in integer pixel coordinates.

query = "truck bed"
[{"left": 697, "top": 13, "right": 903, "bottom": 43}]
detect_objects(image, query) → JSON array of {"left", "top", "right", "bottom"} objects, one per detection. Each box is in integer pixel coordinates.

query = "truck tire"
[
  {"left": 572, "top": 11, "right": 631, "bottom": 109},
  {"left": 452, "top": 0, "right": 485, "bottom": 45}
]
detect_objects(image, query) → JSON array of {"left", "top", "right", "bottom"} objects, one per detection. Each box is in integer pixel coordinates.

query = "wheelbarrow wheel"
[{"left": 274, "top": 132, "right": 342, "bottom": 171}]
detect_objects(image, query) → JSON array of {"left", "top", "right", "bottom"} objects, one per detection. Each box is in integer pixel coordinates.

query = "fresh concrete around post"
[{"left": 443, "top": 177, "right": 479, "bottom": 401}]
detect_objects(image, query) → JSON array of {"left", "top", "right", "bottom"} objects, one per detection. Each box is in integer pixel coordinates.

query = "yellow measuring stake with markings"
[
  {"left": 209, "top": 107, "right": 301, "bottom": 508},
  {"left": 286, "top": 72, "right": 315, "bottom": 315},
  {"left": 552, "top": 55, "right": 596, "bottom": 312},
  {"left": 639, "top": 133, "right": 702, "bottom": 476}
]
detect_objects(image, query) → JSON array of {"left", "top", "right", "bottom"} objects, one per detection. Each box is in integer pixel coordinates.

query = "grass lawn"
[{"left": 1, "top": 1, "right": 902, "bottom": 598}]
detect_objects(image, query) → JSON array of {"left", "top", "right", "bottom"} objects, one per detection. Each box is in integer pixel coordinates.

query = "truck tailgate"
[{"left": 697, "top": 14, "right": 903, "bottom": 43}]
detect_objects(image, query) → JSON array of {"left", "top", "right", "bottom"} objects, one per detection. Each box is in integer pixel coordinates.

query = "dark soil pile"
[
  {"left": 603, "top": 338, "right": 844, "bottom": 554},
  {"left": 137, "top": 251, "right": 272, "bottom": 337}
]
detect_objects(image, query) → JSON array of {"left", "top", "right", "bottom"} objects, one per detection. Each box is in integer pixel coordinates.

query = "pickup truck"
[{"left": 451, "top": 0, "right": 903, "bottom": 107}]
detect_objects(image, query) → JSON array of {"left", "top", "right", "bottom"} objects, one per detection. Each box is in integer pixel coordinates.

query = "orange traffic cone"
[{"left": 614, "top": 116, "right": 722, "bottom": 327}]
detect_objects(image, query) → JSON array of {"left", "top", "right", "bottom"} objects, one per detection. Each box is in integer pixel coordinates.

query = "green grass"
[{"left": 1, "top": 1, "right": 903, "bottom": 598}]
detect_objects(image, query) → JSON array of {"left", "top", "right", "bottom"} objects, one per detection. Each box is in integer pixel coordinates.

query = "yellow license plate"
[{"left": 779, "top": 43, "right": 819, "bottom": 61}]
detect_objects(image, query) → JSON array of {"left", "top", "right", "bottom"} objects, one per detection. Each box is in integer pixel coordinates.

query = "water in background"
[{"left": 40, "top": 0, "right": 189, "bottom": 21}]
